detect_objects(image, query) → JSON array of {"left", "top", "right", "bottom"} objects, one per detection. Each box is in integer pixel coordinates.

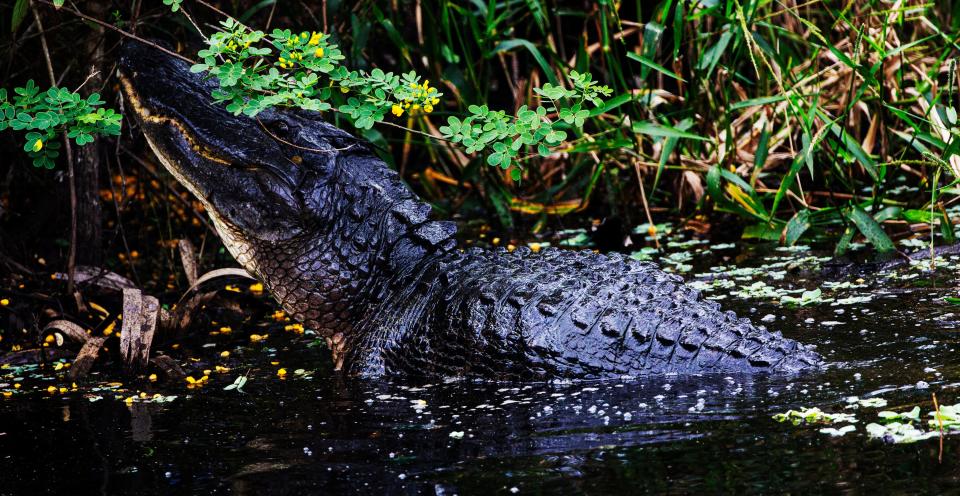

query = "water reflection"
[{"left": 4, "top": 263, "right": 960, "bottom": 493}]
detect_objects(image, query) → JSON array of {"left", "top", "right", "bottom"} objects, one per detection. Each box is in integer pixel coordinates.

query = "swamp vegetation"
[{"left": 2, "top": 0, "right": 960, "bottom": 493}]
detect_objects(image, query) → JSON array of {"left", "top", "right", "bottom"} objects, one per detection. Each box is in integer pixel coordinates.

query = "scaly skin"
[{"left": 118, "top": 41, "right": 823, "bottom": 379}]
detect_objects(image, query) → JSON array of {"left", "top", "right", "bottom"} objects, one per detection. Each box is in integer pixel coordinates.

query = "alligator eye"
[{"left": 273, "top": 121, "right": 290, "bottom": 134}]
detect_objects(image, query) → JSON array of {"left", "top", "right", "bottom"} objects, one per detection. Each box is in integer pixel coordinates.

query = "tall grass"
[
  {"left": 318, "top": 0, "right": 959, "bottom": 252},
  {"left": 8, "top": 0, "right": 958, "bottom": 252}
]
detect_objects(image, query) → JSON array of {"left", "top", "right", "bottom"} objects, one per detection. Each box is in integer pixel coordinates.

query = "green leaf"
[
  {"left": 847, "top": 206, "right": 894, "bottom": 253},
  {"left": 625, "top": 52, "right": 685, "bottom": 82},
  {"left": 11, "top": 0, "right": 28, "bottom": 33},
  {"left": 493, "top": 39, "right": 558, "bottom": 86},
  {"left": 783, "top": 209, "right": 812, "bottom": 246},
  {"left": 632, "top": 121, "right": 708, "bottom": 141}
]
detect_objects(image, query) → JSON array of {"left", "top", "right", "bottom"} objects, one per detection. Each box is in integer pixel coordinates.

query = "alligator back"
[{"left": 348, "top": 247, "right": 822, "bottom": 379}]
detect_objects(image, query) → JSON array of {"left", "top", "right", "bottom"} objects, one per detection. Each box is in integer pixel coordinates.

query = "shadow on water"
[{"left": 4, "top": 246, "right": 960, "bottom": 494}]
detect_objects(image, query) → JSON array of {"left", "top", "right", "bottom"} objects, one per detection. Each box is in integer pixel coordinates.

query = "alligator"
[{"left": 118, "top": 42, "right": 823, "bottom": 379}]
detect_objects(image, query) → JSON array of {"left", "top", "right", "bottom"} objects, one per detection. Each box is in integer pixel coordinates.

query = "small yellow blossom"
[
  {"left": 249, "top": 282, "right": 264, "bottom": 294},
  {"left": 14, "top": 383, "right": 21, "bottom": 389},
  {"left": 431, "top": 98, "right": 439, "bottom": 105},
  {"left": 32, "top": 139, "right": 43, "bottom": 152},
  {"left": 424, "top": 104, "right": 433, "bottom": 113},
  {"left": 647, "top": 225, "right": 658, "bottom": 237},
  {"left": 0, "top": 298, "right": 9, "bottom": 306},
  {"left": 44, "top": 334, "right": 55, "bottom": 344},
  {"left": 314, "top": 47, "right": 324, "bottom": 58},
  {"left": 53, "top": 361, "right": 63, "bottom": 371},
  {"left": 284, "top": 323, "right": 304, "bottom": 334},
  {"left": 391, "top": 104, "right": 404, "bottom": 117},
  {"left": 272, "top": 310, "right": 287, "bottom": 321},
  {"left": 59, "top": 387, "right": 67, "bottom": 394},
  {"left": 185, "top": 376, "right": 197, "bottom": 384},
  {"left": 148, "top": 373, "right": 158, "bottom": 382},
  {"left": 203, "top": 369, "right": 212, "bottom": 376},
  {"left": 220, "top": 350, "right": 230, "bottom": 358},
  {"left": 277, "top": 368, "right": 287, "bottom": 378},
  {"left": 2, "top": 391, "right": 11, "bottom": 398},
  {"left": 308, "top": 32, "right": 322, "bottom": 45},
  {"left": 125, "top": 396, "right": 136, "bottom": 405},
  {"left": 215, "top": 365, "right": 230, "bottom": 373},
  {"left": 46, "top": 385, "right": 57, "bottom": 394},
  {"left": 340, "top": 86, "right": 349, "bottom": 93},
  {"left": 219, "top": 326, "right": 233, "bottom": 334},
  {"left": 249, "top": 334, "right": 266, "bottom": 343}
]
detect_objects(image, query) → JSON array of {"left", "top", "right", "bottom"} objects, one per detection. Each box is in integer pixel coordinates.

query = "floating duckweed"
[
  {"left": 772, "top": 407, "right": 857, "bottom": 425},
  {"left": 780, "top": 288, "right": 826, "bottom": 307}
]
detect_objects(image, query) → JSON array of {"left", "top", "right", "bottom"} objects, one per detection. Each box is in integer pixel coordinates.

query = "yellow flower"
[
  {"left": 0, "top": 298, "right": 8, "bottom": 306},
  {"left": 277, "top": 368, "right": 287, "bottom": 378},
  {"left": 308, "top": 32, "right": 322, "bottom": 45},
  {"left": 340, "top": 86, "right": 349, "bottom": 93},
  {"left": 424, "top": 104, "right": 433, "bottom": 113},
  {"left": 148, "top": 373, "right": 157, "bottom": 382},
  {"left": 31, "top": 139, "right": 43, "bottom": 152},
  {"left": 391, "top": 104, "right": 404, "bottom": 117},
  {"left": 249, "top": 334, "right": 266, "bottom": 343},
  {"left": 284, "top": 323, "right": 305, "bottom": 334},
  {"left": 412, "top": 104, "right": 420, "bottom": 110},
  {"left": 314, "top": 47, "right": 324, "bottom": 58},
  {"left": 431, "top": 98, "right": 439, "bottom": 105},
  {"left": 220, "top": 350, "right": 230, "bottom": 358}
]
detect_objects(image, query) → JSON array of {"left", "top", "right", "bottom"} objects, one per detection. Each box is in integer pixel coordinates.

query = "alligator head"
[{"left": 119, "top": 42, "right": 457, "bottom": 361}]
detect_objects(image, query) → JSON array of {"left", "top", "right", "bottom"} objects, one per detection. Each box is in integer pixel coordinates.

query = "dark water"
[{"left": 3, "top": 243, "right": 960, "bottom": 494}]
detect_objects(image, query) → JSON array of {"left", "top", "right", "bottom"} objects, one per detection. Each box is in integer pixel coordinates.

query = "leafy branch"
[
  {"left": 0, "top": 81, "right": 121, "bottom": 169},
  {"left": 185, "top": 14, "right": 612, "bottom": 179}
]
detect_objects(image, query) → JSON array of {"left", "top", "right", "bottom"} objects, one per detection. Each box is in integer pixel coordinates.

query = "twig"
[
  {"left": 933, "top": 392, "right": 944, "bottom": 464},
  {"left": 194, "top": 0, "right": 250, "bottom": 31},
  {"left": 265, "top": 1, "right": 277, "bottom": 31},
  {"left": 73, "top": 70, "right": 101, "bottom": 93},
  {"left": 36, "top": 0, "right": 196, "bottom": 65},
  {"left": 377, "top": 118, "right": 454, "bottom": 143},
  {"left": 255, "top": 117, "right": 358, "bottom": 154},
  {"left": 31, "top": 2, "right": 77, "bottom": 296},
  {"left": 634, "top": 159, "right": 660, "bottom": 249}
]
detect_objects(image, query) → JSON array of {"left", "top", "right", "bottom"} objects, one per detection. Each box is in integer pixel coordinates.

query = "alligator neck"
[{"left": 213, "top": 150, "right": 457, "bottom": 366}]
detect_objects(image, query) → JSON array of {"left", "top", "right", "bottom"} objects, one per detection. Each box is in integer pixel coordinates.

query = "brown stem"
[
  {"left": 36, "top": 0, "right": 196, "bottom": 65},
  {"left": 31, "top": 1, "right": 77, "bottom": 295}
]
